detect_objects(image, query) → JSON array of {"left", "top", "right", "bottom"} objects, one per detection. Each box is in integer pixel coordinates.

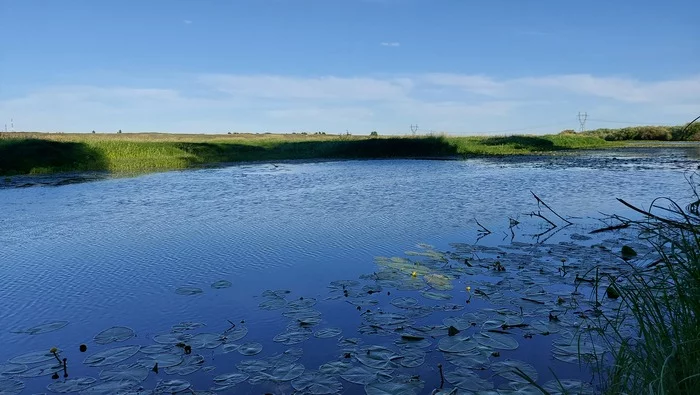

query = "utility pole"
[
  {"left": 410, "top": 124, "right": 418, "bottom": 136},
  {"left": 577, "top": 112, "right": 588, "bottom": 132}
]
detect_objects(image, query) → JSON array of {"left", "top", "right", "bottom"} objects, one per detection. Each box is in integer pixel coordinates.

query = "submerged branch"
[{"left": 531, "top": 191, "right": 573, "bottom": 225}]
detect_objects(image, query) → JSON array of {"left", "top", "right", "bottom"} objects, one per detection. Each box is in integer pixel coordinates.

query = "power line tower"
[
  {"left": 577, "top": 112, "right": 588, "bottom": 132},
  {"left": 410, "top": 124, "right": 418, "bottom": 136}
]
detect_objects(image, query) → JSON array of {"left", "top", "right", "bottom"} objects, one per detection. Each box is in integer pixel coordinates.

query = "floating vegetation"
[
  {"left": 174, "top": 286, "right": 203, "bottom": 296},
  {"left": 11, "top": 321, "right": 68, "bottom": 335},
  {"left": 93, "top": 326, "right": 135, "bottom": 345},
  {"left": 210, "top": 280, "right": 232, "bottom": 289},
  {"left": 2, "top": 215, "right": 662, "bottom": 394}
]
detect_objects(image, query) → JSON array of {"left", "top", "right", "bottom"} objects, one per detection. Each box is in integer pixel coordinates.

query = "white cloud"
[
  {"left": 1, "top": 73, "right": 698, "bottom": 134},
  {"left": 380, "top": 42, "right": 400, "bottom": 47}
]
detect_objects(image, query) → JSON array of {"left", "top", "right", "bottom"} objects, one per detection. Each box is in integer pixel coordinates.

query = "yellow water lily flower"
[
  {"left": 50, "top": 347, "right": 58, "bottom": 354},
  {"left": 466, "top": 286, "right": 471, "bottom": 291},
  {"left": 411, "top": 271, "right": 417, "bottom": 277}
]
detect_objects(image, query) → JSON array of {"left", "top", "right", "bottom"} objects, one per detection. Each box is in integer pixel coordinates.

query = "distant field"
[{"left": 0, "top": 132, "right": 618, "bottom": 176}]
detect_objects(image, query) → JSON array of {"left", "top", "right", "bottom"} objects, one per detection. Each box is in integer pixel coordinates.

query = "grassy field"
[{"left": 0, "top": 132, "right": 616, "bottom": 176}]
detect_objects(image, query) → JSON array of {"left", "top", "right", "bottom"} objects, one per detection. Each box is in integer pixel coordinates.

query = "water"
[{"left": 0, "top": 147, "right": 698, "bottom": 394}]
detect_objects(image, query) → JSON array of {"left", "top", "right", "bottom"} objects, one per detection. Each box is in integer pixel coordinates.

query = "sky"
[{"left": 1, "top": 0, "right": 699, "bottom": 135}]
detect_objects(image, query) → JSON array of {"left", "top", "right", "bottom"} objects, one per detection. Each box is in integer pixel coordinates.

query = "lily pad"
[
  {"left": 420, "top": 290, "right": 452, "bottom": 300},
  {"left": 154, "top": 379, "right": 190, "bottom": 393},
  {"left": 0, "top": 363, "right": 27, "bottom": 376},
  {"left": 274, "top": 330, "right": 312, "bottom": 345},
  {"left": 259, "top": 297, "right": 286, "bottom": 310},
  {"left": 314, "top": 328, "right": 342, "bottom": 339},
  {"left": 46, "top": 377, "right": 97, "bottom": 393},
  {"left": 84, "top": 346, "right": 141, "bottom": 367},
  {"left": 225, "top": 325, "right": 249, "bottom": 342},
  {"left": 474, "top": 332, "right": 519, "bottom": 351},
  {"left": 175, "top": 287, "right": 203, "bottom": 296},
  {"left": 11, "top": 321, "right": 68, "bottom": 335},
  {"left": 153, "top": 332, "right": 192, "bottom": 345},
  {"left": 171, "top": 322, "right": 206, "bottom": 332},
  {"left": 340, "top": 365, "right": 381, "bottom": 385},
  {"left": 213, "top": 372, "right": 249, "bottom": 387},
  {"left": 17, "top": 362, "right": 63, "bottom": 378},
  {"left": 190, "top": 333, "right": 225, "bottom": 349},
  {"left": 364, "top": 379, "right": 423, "bottom": 395},
  {"left": 292, "top": 372, "right": 343, "bottom": 394},
  {"left": 236, "top": 359, "right": 270, "bottom": 373},
  {"left": 542, "top": 379, "right": 595, "bottom": 394},
  {"left": 94, "top": 326, "right": 135, "bottom": 345},
  {"left": 438, "top": 335, "right": 477, "bottom": 353},
  {"left": 268, "top": 363, "right": 305, "bottom": 381},
  {"left": 9, "top": 350, "right": 57, "bottom": 365},
  {"left": 318, "top": 361, "right": 352, "bottom": 375},
  {"left": 99, "top": 363, "right": 149, "bottom": 383},
  {"left": 0, "top": 378, "right": 24, "bottom": 395},
  {"left": 444, "top": 368, "right": 494, "bottom": 391},
  {"left": 238, "top": 342, "right": 263, "bottom": 356},
  {"left": 491, "top": 359, "right": 538, "bottom": 383},
  {"left": 70, "top": 379, "right": 139, "bottom": 394},
  {"left": 356, "top": 346, "right": 400, "bottom": 370},
  {"left": 211, "top": 280, "right": 232, "bottom": 289},
  {"left": 164, "top": 354, "right": 204, "bottom": 375},
  {"left": 136, "top": 353, "right": 183, "bottom": 369}
]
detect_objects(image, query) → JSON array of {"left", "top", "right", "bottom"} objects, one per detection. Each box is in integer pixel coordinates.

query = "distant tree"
[
  {"left": 92, "top": 130, "right": 96, "bottom": 134},
  {"left": 228, "top": 132, "right": 232, "bottom": 135},
  {"left": 370, "top": 131, "right": 378, "bottom": 137},
  {"left": 118, "top": 129, "right": 122, "bottom": 134}
]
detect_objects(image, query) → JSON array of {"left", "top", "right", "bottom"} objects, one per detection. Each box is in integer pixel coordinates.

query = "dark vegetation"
[{"left": 567, "top": 123, "right": 700, "bottom": 141}]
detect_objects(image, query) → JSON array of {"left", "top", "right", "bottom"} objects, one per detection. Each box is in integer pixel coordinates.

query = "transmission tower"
[
  {"left": 410, "top": 124, "right": 418, "bottom": 136},
  {"left": 577, "top": 112, "right": 588, "bottom": 132}
]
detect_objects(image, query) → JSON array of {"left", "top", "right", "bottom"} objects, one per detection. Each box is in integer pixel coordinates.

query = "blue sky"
[{"left": 1, "top": 0, "right": 698, "bottom": 135}]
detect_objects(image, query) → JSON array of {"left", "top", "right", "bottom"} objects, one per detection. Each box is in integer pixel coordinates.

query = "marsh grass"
[
  {"left": 566, "top": 191, "right": 700, "bottom": 395},
  {"left": 0, "top": 132, "right": 613, "bottom": 175}
]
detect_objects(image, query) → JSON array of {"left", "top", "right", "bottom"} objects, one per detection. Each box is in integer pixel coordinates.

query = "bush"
[
  {"left": 370, "top": 131, "right": 379, "bottom": 137},
  {"left": 559, "top": 129, "right": 576, "bottom": 135}
]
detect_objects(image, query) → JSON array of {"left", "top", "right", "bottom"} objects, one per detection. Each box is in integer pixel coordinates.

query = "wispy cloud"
[
  {"left": 2, "top": 73, "right": 698, "bottom": 134},
  {"left": 380, "top": 42, "right": 400, "bottom": 47},
  {"left": 183, "top": 20, "right": 192, "bottom": 25}
]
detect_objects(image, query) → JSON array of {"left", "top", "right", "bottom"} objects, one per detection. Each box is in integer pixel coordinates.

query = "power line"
[{"left": 410, "top": 124, "right": 418, "bottom": 136}]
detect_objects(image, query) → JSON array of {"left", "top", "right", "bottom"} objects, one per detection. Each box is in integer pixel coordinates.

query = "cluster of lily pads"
[{"left": 1, "top": 227, "right": 649, "bottom": 394}]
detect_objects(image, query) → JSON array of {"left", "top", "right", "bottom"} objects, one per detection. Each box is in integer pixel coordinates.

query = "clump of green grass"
[
  {"left": 0, "top": 132, "right": 616, "bottom": 176},
  {"left": 592, "top": 195, "right": 700, "bottom": 394}
]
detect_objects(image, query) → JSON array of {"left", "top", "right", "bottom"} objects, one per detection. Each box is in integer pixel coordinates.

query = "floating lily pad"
[
  {"left": 420, "top": 290, "right": 452, "bottom": 300},
  {"left": 474, "top": 332, "right": 519, "bottom": 350},
  {"left": 94, "top": 326, "right": 135, "bottom": 345},
  {"left": 9, "top": 350, "right": 57, "bottom": 365},
  {"left": 18, "top": 362, "right": 63, "bottom": 378},
  {"left": 364, "top": 379, "right": 423, "bottom": 395},
  {"left": 390, "top": 297, "right": 420, "bottom": 309},
  {"left": 292, "top": 372, "right": 343, "bottom": 394},
  {"left": 137, "top": 353, "right": 183, "bottom": 369},
  {"left": 542, "top": 379, "right": 595, "bottom": 394},
  {"left": 84, "top": 346, "right": 141, "bottom": 367},
  {"left": 318, "top": 361, "right": 352, "bottom": 375},
  {"left": 213, "top": 372, "right": 249, "bottom": 387},
  {"left": 238, "top": 343, "right": 263, "bottom": 356},
  {"left": 190, "top": 333, "right": 225, "bottom": 349},
  {"left": 399, "top": 350, "right": 426, "bottom": 368},
  {"left": 165, "top": 354, "right": 204, "bottom": 375},
  {"left": 211, "top": 280, "right": 232, "bottom": 289},
  {"left": 153, "top": 332, "right": 192, "bottom": 345},
  {"left": 259, "top": 297, "right": 286, "bottom": 310},
  {"left": 99, "top": 363, "right": 149, "bottom": 383},
  {"left": 314, "top": 328, "right": 342, "bottom": 339},
  {"left": 236, "top": 359, "right": 270, "bottom": 373},
  {"left": 438, "top": 335, "right": 477, "bottom": 353},
  {"left": 222, "top": 344, "right": 240, "bottom": 353},
  {"left": 46, "top": 377, "right": 97, "bottom": 393},
  {"left": 11, "top": 321, "right": 68, "bottom": 335},
  {"left": 175, "top": 287, "right": 203, "bottom": 296},
  {"left": 340, "top": 365, "right": 381, "bottom": 385},
  {"left": 0, "top": 363, "right": 27, "bottom": 375},
  {"left": 171, "top": 322, "right": 206, "bottom": 332},
  {"left": 225, "top": 325, "right": 249, "bottom": 342},
  {"left": 356, "top": 346, "right": 400, "bottom": 370},
  {"left": 443, "top": 350, "right": 491, "bottom": 369},
  {"left": 491, "top": 359, "right": 538, "bottom": 383},
  {"left": 274, "top": 330, "right": 311, "bottom": 345},
  {"left": 268, "top": 363, "right": 305, "bottom": 381},
  {"left": 78, "top": 379, "right": 139, "bottom": 394},
  {"left": 154, "top": 379, "right": 190, "bottom": 393},
  {"left": 444, "top": 368, "right": 494, "bottom": 391},
  {"left": 139, "top": 344, "right": 177, "bottom": 355},
  {"left": 0, "top": 378, "right": 24, "bottom": 395}
]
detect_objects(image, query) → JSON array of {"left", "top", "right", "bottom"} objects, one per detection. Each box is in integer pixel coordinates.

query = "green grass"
[
  {"left": 0, "top": 132, "right": 616, "bottom": 176},
  {"left": 587, "top": 197, "right": 700, "bottom": 394}
]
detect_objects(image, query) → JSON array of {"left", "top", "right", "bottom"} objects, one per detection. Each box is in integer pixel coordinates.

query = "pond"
[{"left": 0, "top": 146, "right": 698, "bottom": 394}]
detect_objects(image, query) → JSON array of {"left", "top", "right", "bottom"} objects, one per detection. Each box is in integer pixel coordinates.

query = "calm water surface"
[{"left": 0, "top": 147, "right": 698, "bottom": 394}]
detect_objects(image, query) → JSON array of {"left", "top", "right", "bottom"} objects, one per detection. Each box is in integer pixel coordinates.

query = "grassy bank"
[{"left": 0, "top": 132, "right": 614, "bottom": 176}]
